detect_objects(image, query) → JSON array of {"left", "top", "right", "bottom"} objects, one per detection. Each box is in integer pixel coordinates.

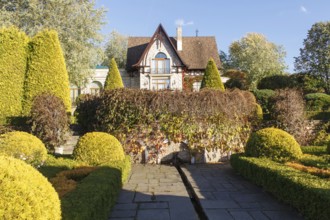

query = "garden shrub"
[
  {"left": 305, "top": 93, "right": 330, "bottom": 111},
  {"left": 230, "top": 154, "right": 330, "bottom": 220},
  {"left": 223, "top": 69, "right": 248, "bottom": 90},
  {"left": 0, "top": 26, "right": 28, "bottom": 124},
  {"left": 327, "top": 143, "right": 330, "bottom": 154},
  {"left": 245, "top": 128, "right": 303, "bottom": 162},
  {"left": 200, "top": 58, "right": 225, "bottom": 90},
  {"left": 23, "top": 29, "right": 71, "bottom": 114},
  {"left": 0, "top": 156, "right": 61, "bottom": 220},
  {"left": 252, "top": 89, "right": 275, "bottom": 114},
  {"left": 290, "top": 73, "right": 326, "bottom": 94},
  {"left": 104, "top": 58, "right": 124, "bottom": 90},
  {"left": 257, "top": 74, "right": 293, "bottom": 90},
  {"left": 61, "top": 156, "right": 131, "bottom": 220},
  {"left": 299, "top": 154, "right": 330, "bottom": 170},
  {"left": 271, "top": 89, "right": 309, "bottom": 145},
  {"left": 0, "top": 131, "right": 47, "bottom": 167},
  {"left": 73, "top": 132, "right": 125, "bottom": 166},
  {"left": 30, "top": 93, "right": 69, "bottom": 152}
]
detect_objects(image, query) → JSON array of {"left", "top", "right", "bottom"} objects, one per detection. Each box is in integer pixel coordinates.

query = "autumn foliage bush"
[
  {"left": 30, "top": 93, "right": 69, "bottom": 152},
  {"left": 75, "top": 88, "right": 258, "bottom": 157}
]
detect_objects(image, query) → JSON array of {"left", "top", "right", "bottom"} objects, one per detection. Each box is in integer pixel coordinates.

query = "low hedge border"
[
  {"left": 301, "top": 146, "right": 327, "bottom": 156},
  {"left": 230, "top": 154, "right": 330, "bottom": 220},
  {"left": 61, "top": 156, "right": 131, "bottom": 220}
]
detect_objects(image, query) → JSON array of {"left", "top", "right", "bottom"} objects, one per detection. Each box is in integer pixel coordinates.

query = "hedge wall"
[
  {"left": 230, "top": 154, "right": 330, "bottom": 220},
  {"left": 76, "top": 89, "right": 258, "bottom": 156},
  {"left": 23, "top": 29, "right": 71, "bottom": 114},
  {"left": 0, "top": 26, "right": 28, "bottom": 124},
  {"left": 61, "top": 156, "right": 131, "bottom": 220}
]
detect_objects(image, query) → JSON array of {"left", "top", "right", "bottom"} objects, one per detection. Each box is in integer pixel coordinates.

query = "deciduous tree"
[
  {"left": 295, "top": 22, "right": 330, "bottom": 93},
  {"left": 103, "top": 30, "right": 128, "bottom": 69},
  {"left": 229, "top": 33, "right": 287, "bottom": 90}
]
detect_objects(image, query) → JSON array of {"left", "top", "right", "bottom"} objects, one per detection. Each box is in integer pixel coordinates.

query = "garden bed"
[
  {"left": 39, "top": 155, "right": 131, "bottom": 220},
  {"left": 230, "top": 154, "right": 330, "bottom": 220}
]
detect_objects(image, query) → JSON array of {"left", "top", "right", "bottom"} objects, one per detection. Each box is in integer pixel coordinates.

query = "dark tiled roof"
[{"left": 126, "top": 36, "right": 221, "bottom": 71}]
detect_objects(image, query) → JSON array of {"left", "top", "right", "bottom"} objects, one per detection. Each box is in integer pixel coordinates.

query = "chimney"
[{"left": 176, "top": 26, "right": 182, "bottom": 51}]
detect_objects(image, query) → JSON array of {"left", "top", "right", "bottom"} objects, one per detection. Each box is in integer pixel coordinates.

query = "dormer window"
[{"left": 151, "top": 52, "right": 170, "bottom": 74}]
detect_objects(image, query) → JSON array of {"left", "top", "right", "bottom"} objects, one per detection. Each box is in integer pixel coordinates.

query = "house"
[{"left": 70, "top": 24, "right": 224, "bottom": 103}]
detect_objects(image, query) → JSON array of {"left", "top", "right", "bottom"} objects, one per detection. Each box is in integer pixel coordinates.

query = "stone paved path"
[
  {"left": 108, "top": 164, "right": 198, "bottom": 220},
  {"left": 182, "top": 163, "right": 304, "bottom": 220},
  {"left": 109, "top": 163, "right": 304, "bottom": 220}
]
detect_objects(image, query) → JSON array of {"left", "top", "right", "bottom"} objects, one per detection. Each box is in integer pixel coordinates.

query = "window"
[
  {"left": 90, "top": 81, "right": 102, "bottom": 95},
  {"left": 152, "top": 52, "right": 170, "bottom": 74},
  {"left": 152, "top": 77, "right": 170, "bottom": 90},
  {"left": 70, "top": 87, "right": 79, "bottom": 105},
  {"left": 192, "top": 81, "right": 202, "bottom": 92}
]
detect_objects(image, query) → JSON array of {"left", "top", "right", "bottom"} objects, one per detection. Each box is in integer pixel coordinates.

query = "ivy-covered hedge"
[
  {"left": 230, "top": 154, "right": 330, "bottom": 220},
  {"left": 61, "top": 156, "right": 131, "bottom": 220},
  {"left": 23, "top": 29, "right": 71, "bottom": 114},
  {"left": 0, "top": 26, "right": 28, "bottom": 124},
  {"left": 76, "top": 89, "right": 258, "bottom": 157}
]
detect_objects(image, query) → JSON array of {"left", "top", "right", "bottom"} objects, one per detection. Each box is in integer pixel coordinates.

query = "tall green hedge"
[
  {"left": 0, "top": 26, "right": 28, "bottom": 124},
  {"left": 23, "top": 29, "right": 71, "bottom": 114},
  {"left": 104, "top": 58, "right": 124, "bottom": 90},
  {"left": 200, "top": 58, "right": 225, "bottom": 91}
]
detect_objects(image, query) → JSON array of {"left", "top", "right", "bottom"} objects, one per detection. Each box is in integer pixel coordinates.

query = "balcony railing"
[{"left": 150, "top": 68, "right": 171, "bottom": 74}]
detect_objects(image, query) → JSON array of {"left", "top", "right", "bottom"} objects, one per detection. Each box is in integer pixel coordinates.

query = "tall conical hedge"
[
  {"left": 200, "top": 58, "right": 225, "bottom": 91},
  {"left": 104, "top": 58, "right": 124, "bottom": 90},
  {"left": 0, "top": 26, "right": 28, "bottom": 124},
  {"left": 23, "top": 29, "right": 71, "bottom": 114}
]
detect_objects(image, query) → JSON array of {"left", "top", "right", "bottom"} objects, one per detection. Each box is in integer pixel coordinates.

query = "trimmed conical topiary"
[
  {"left": 23, "top": 29, "right": 71, "bottom": 114},
  {"left": 200, "top": 58, "right": 225, "bottom": 91},
  {"left": 0, "top": 26, "right": 29, "bottom": 124},
  {"left": 104, "top": 58, "right": 124, "bottom": 90}
]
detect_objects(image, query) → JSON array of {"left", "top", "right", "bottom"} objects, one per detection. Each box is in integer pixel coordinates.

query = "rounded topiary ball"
[
  {"left": 0, "top": 156, "right": 61, "bottom": 220},
  {"left": 0, "top": 131, "right": 47, "bottom": 167},
  {"left": 245, "top": 128, "right": 302, "bottom": 162},
  {"left": 73, "top": 132, "right": 125, "bottom": 166}
]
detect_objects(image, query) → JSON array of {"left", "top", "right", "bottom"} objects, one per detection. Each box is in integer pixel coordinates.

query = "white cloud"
[
  {"left": 175, "top": 19, "right": 194, "bottom": 26},
  {"left": 300, "top": 5, "right": 308, "bottom": 13}
]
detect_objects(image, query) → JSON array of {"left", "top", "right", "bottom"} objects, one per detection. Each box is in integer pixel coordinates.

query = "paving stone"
[
  {"left": 116, "top": 191, "right": 135, "bottom": 203},
  {"left": 137, "top": 209, "right": 170, "bottom": 220},
  {"left": 169, "top": 201, "right": 198, "bottom": 220},
  {"left": 110, "top": 210, "right": 136, "bottom": 218},
  {"left": 113, "top": 203, "right": 138, "bottom": 210},
  {"left": 200, "top": 200, "right": 240, "bottom": 209},
  {"left": 264, "top": 210, "right": 303, "bottom": 220},
  {"left": 229, "top": 211, "right": 254, "bottom": 220},
  {"left": 248, "top": 211, "right": 270, "bottom": 220},
  {"left": 205, "top": 209, "right": 234, "bottom": 220},
  {"left": 139, "top": 202, "right": 168, "bottom": 209}
]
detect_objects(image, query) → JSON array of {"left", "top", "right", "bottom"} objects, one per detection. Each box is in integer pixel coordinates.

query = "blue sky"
[{"left": 95, "top": 0, "right": 330, "bottom": 73}]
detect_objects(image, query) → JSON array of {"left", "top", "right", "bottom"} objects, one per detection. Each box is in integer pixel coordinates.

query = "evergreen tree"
[
  {"left": 104, "top": 58, "right": 124, "bottom": 90},
  {"left": 23, "top": 29, "right": 71, "bottom": 114},
  {"left": 0, "top": 26, "right": 28, "bottom": 124},
  {"left": 201, "top": 58, "right": 225, "bottom": 91}
]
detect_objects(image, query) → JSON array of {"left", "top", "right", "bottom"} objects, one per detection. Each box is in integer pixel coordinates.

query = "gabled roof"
[
  {"left": 126, "top": 25, "right": 221, "bottom": 71},
  {"left": 131, "top": 24, "right": 186, "bottom": 68}
]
